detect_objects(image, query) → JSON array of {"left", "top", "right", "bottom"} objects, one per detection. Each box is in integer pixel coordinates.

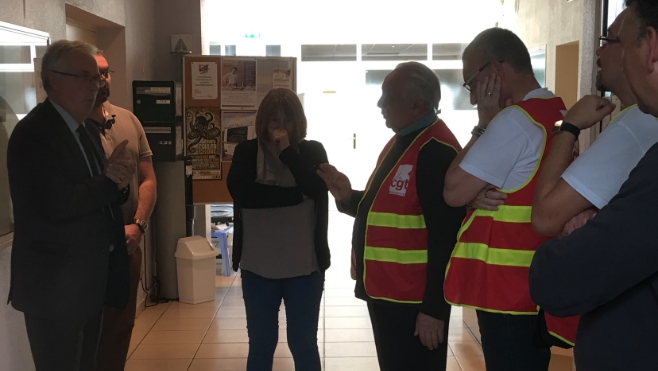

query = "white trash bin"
[{"left": 175, "top": 236, "right": 219, "bottom": 304}]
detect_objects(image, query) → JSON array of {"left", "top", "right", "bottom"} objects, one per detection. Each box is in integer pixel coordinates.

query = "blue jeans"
[
  {"left": 476, "top": 310, "right": 551, "bottom": 371},
  {"left": 241, "top": 270, "right": 324, "bottom": 371}
]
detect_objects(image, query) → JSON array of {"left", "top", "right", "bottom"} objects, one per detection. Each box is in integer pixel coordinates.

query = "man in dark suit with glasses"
[{"left": 7, "top": 39, "right": 135, "bottom": 371}]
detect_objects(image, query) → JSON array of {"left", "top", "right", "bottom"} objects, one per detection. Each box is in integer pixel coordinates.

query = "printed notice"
[
  {"left": 221, "top": 111, "right": 257, "bottom": 162},
  {"left": 191, "top": 62, "right": 218, "bottom": 100},
  {"left": 221, "top": 58, "right": 257, "bottom": 109}
]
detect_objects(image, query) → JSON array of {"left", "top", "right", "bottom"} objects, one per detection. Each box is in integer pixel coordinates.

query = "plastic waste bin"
[{"left": 175, "top": 236, "right": 219, "bottom": 304}]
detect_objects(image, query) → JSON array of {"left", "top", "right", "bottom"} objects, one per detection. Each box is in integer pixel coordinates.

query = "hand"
[
  {"left": 271, "top": 129, "right": 291, "bottom": 152},
  {"left": 414, "top": 313, "right": 445, "bottom": 350},
  {"left": 476, "top": 74, "right": 512, "bottom": 128},
  {"left": 350, "top": 248, "right": 356, "bottom": 280},
  {"left": 125, "top": 224, "right": 142, "bottom": 254},
  {"left": 564, "top": 95, "right": 616, "bottom": 130},
  {"left": 561, "top": 207, "right": 598, "bottom": 236},
  {"left": 467, "top": 186, "right": 507, "bottom": 211},
  {"left": 105, "top": 140, "right": 135, "bottom": 189},
  {"left": 316, "top": 163, "right": 353, "bottom": 202}
]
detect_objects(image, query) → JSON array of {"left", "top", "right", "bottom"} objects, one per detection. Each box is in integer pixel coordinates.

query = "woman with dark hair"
[{"left": 227, "top": 88, "right": 330, "bottom": 371}]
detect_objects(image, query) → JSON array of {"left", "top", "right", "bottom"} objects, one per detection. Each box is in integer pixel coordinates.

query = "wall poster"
[
  {"left": 221, "top": 58, "right": 257, "bottom": 110},
  {"left": 185, "top": 107, "right": 222, "bottom": 179},
  {"left": 191, "top": 61, "right": 218, "bottom": 100},
  {"left": 221, "top": 111, "right": 257, "bottom": 161}
]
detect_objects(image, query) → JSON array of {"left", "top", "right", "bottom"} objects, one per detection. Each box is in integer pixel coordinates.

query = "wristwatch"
[
  {"left": 134, "top": 219, "right": 149, "bottom": 233},
  {"left": 558, "top": 122, "right": 581, "bottom": 139}
]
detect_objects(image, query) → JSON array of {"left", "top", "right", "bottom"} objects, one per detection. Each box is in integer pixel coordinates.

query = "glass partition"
[{"left": 0, "top": 21, "right": 49, "bottom": 237}]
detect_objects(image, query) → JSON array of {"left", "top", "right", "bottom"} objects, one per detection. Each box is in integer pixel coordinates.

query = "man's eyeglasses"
[
  {"left": 599, "top": 36, "right": 621, "bottom": 48},
  {"left": 52, "top": 70, "right": 106, "bottom": 87},
  {"left": 99, "top": 69, "right": 114, "bottom": 78},
  {"left": 463, "top": 60, "right": 503, "bottom": 93}
]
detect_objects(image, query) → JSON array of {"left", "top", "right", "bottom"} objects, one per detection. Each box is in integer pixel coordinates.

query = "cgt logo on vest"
[{"left": 389, "top": 164, "right": 413, "bottom": 196}]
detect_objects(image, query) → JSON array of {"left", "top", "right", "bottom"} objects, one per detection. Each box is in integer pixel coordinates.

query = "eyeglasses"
[
  {"left": 52, "top": 70, "right": 106, "bottom": 87},
  {"left": 463, "top": 60, "right": 503, "bottom": 93},
  {"left": 599, "top": 36, "right": 621, "bottom": 48},
  {"left": 99, "top": 69, "right": 114, "bottom": 78}
]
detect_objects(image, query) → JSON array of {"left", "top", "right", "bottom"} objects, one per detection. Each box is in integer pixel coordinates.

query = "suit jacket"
[{"left": 7, "top": 99, "right": 130, "bottom": 321}]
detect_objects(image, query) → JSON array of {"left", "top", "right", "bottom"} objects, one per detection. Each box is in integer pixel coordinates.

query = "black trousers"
[
  {"left": 367, "top": 302, "right": 450, "bottom": 371},
  {"left": 24, "top": 312, "right": 103, "bottom": 371},
  {"left": 476, "top": 310, "right": 551, "bottom": 371}
]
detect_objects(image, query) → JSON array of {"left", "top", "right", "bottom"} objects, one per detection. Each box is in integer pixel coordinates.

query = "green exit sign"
[{"left": 244, "top": 33, "right": 261, "bottom": 39}]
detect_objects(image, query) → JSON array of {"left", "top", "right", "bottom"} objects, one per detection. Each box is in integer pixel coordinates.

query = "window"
[
  {"left": 301, "top": 44, "right": 357, "bottom": 62},
  {"left": 362, "top": 44, "right": 427, "bottom": 61},
  {"left": 0, "top": 22, "right": 49, "bottom": 237},
  {"left": 266, "top": 45, "right": 281, "bottom": 57}
]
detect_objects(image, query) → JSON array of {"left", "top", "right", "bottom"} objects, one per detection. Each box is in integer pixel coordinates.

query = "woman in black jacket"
[{"left": 227, "top": 88, "right": 330, "bottom": 371}]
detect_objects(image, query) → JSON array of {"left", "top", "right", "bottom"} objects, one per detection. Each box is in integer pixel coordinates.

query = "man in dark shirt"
[
  {"left": 529, "top": 1, "right": 658, "bottom": 370},
  {"left": 318, "top": 62, "right": 466, "bottom": 371}
]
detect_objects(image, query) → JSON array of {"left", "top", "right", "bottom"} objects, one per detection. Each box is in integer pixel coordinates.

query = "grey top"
[{"left": 240, "top": 197, "right": 318, "bottom": 279}]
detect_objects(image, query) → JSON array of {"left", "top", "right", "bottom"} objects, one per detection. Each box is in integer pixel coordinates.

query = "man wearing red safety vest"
[
  {"left": 318, "top": 62, "right": 466, "bottom": 371},
  {"left": 443, "top": 28, "right": 577, "bottom": 371}
]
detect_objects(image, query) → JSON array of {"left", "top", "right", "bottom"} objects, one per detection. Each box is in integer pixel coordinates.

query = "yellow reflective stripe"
[
  {"left": 475, "top": 205, "right": 532, "bottom": 223},
  {"left": 364, "top": 246, "right": 428, "bottom": 264},
  {"left": 548, "top": 331, "right": 575, "bottom": 347},
  {"left": 452, "top": 242, "right": 535, "bottom": 267},
  {"left": 443, "top": 300, "right": 539, "bottom": 315},
  {"left": 367, "top": 212, "right": 426, "bottom": 229},
  {"left": 367, "top": 294, "right": 421, "bottom": 304}
]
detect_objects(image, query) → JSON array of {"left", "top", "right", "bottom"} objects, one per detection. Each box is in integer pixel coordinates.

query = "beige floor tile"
[
  {"left": 324, "top": 317, "right": 372, "bottom": 329},
  {"left": 448, "top": 327, "right": 478, "bottom": 342},
  {"left": 215, "top": 307, "right": 247, "bottom": 318},
  {"left": 455, "top": 355, "right": 486, "bottom": 371},
  {"left": 209, "top": 318, "right": 248, "bottom": 330},
  {"left": 203, "top": 328, "right": 250, "bottom": 343},
  {"left": 129, "top": 343, "right": 199, "bottom": 359},
  {"left": 324, "top": 357, "right": 380, "bottom": 371},
  {"left": 324, "top": 297, "right": 365, "bottom": 306},
  {"left": 161, "top": 307, "right": 218, "bottom": 319},
  {"left": 124, "top": 359, "right": 192, "bottom": 371},
  {"left": 324, "top": 306, "right": 369, "bottom": 318},
  {"left": 324, "top": 288, "right": 356, "bottom": 298},
  {"left": 447, "top": 356, "right": 463, "bottom": 371},
  {"left": 127, "top": 331, "right": 148, "bottom": 358},
  {"left": 152, "top": 318, "right": 213, "bottom": 331},
  {"left": 219, "top": 297, "right": 246, "bottom": 307},
  {"left": 195, "top": 343, "right": 250, "bottom": 358},
  {"left": 195, "top": 343, "right": 323, "bottom": 359},
  {"left": 169, "top": 300, "right": 220, "bottom": 309},
  {"left": 324, "top": 342, "right": 377, "bottom": 357},
  {"left": 188, "top": 358, "right": 247, "bottom": 371},
  {"left": 141, "top": 330, "right": 206, "bottom": 344},
  {"left": 449, "top": 340, "right": 483, "bottom": 358},
  {"left": 133, "top": 315, "right": 159, "bottom": 332},
  {"left": 325, "top": 329, "right": 374, "bottom": 342},
  {"left": 215, "top": 274, "right": 237, "bottom": 288}
]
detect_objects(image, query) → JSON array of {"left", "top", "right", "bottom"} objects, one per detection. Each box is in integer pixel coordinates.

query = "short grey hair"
[
  {"left": 41, "top": 40, "right": 97, "bottom": 90},
  {"left": 394, "top": 61, "right": 441, "bottom": 113}
]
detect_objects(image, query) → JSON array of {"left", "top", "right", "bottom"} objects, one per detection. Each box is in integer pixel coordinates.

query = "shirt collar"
[
  {"left": 49, "top": 99, "right": 83, "bottom": 134},
  {"left": 397, "top": 112, "right": 437, "bottom": 137}
]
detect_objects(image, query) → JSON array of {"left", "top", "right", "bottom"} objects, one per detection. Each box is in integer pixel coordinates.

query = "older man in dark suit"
[{"left": 7, "top": 40, "right": 135, "bottom": 371}]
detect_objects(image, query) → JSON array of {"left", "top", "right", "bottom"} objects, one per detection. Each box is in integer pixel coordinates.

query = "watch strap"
[{"left": 559, "top": 122, "right": 581, "bottom": 138}]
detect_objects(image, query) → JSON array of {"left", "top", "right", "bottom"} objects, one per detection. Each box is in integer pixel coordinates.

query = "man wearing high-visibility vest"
[
  {"left": 443, "top": 28, "right": 573, "bottom": 371},
  {"left": 318, "top": 62, "right": 466, "bottom": 371}
]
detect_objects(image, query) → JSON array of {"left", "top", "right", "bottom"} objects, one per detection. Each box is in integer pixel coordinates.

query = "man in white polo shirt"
[
  {"left": 532, "top": 7, "right": 658, "bottom": 236},
  {"left": 442, "top": 28, "right": 571, "bottom": 371}
]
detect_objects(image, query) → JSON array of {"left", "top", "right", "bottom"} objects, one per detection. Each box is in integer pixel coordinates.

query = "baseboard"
[{"left": 135, "top": 297, "right": 146, "bottom": 319}]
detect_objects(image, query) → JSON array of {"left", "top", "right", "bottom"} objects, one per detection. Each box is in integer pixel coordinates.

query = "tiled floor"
[{"left": 124, "top": 211, "right": 486, "bottom": 371}]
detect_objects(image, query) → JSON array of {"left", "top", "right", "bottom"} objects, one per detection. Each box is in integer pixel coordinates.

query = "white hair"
[
  {"left": 41, "top": 40, "right": 97, "bottom": 90},
  {"left": 395, "top": 61, "right": 441, "bottom": 113}
]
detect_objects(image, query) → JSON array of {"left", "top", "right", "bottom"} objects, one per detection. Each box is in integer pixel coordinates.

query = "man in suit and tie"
[{"left": 7, "top": 40, "right": 135, "bottom": 371}]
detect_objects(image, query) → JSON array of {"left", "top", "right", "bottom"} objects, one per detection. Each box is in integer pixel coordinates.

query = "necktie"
[{"left": 77, "top": 124, "right": 101, "bottom": 177}]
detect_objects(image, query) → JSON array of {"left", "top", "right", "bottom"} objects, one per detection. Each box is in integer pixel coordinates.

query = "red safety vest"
[
  {"left": 362, "top": 119, "right": 461, "bottom": 303},
  {"left": 443, "top": 97, "right": 579, "bottom": 345}
]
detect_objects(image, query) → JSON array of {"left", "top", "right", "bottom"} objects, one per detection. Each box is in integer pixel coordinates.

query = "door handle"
[{"left": 353, "top": 133, "right": 356, "bottom": 149}]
